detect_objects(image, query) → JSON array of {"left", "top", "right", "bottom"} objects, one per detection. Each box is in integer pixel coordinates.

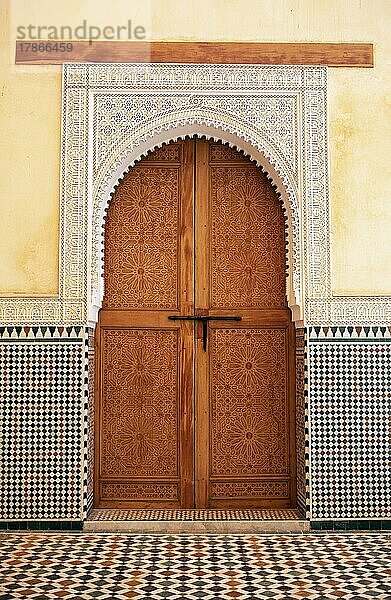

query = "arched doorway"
[{"left": 94, "top": 138, "right": 296, "bottom": 509}]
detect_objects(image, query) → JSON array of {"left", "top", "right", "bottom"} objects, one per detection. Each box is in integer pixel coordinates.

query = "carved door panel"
[
  {"left": 95, "top": 141, "right": 195, "bottom": 508},
  {"left": 195, "top": 140, "right": 296, "bottom": 508},
  {"left": 95, "top": 138, "right": 296, "bottom": 509}
]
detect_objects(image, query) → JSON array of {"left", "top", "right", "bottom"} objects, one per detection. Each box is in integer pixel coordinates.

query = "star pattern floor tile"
[{"left": 0, "top": 532, "right": 390, "bottom": 599}]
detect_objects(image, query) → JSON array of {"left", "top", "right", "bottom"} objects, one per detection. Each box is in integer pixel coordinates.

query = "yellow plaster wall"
[{"left": 1, "top": 0, "right": 390, "bottom": 297}]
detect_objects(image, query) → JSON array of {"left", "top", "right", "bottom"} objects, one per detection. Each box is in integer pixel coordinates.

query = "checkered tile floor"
[
  {"left": 0, "top": 533, "right": 390, "bottom": 599},
  {"left": 89, "top": 508, "right": 301, "bottom": 520}
]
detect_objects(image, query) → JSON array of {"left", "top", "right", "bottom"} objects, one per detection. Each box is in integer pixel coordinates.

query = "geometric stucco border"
[
  {"left": 87, "top": 63, "right": 308, "bottom": 324},
  {"left": 0, "top": 62, "right": 389, "bottom": 326}
]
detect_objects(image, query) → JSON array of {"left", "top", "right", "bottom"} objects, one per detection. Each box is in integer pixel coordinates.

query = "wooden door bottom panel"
[
  {"left": 98, "top": 479, "right": 184, "bottom": 509},
  {"left": 208, "top": 478, "right": 291, "bottom": 507},
  {"left": 98, "top": 501, "right": 184, "bottom": 509},
  {"left": 207, "top": 499, "right": 293, "bottom": 509}
]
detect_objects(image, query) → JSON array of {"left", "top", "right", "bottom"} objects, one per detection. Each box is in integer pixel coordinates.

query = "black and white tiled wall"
[
  {"left": 308, "top": 325, "right": 391, "bottom": 521},
  {"left": 0, "top": 324, "right": 390, "bottom": 525},
  {"left": 0, "top": 327, "right": 87, "bottom": 522}
]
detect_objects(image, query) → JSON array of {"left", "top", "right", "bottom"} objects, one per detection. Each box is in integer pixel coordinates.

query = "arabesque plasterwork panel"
[{"left": 0, "top": 62, "right": 389, "bottom": 326}]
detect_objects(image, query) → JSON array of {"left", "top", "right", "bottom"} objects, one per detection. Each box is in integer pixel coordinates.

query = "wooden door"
[
  {"left": 95, "top": 141, "right": 195, "bottom": 508},
  {"left": 195, "top": 140, "right": 296, "bottom": 508},
  {"left": 95, "top": 138, "right": 296, "bottom": 509}
]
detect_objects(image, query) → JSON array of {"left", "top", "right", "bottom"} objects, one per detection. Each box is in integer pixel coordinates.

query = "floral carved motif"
[
  {"left": 101, "top": 329, "right": 178, "bottom": 477},
  {"left": 103, "top": 166, "right": 179, "bottom": 309},
  {"left": 210, "top": 165, "right": 287, "bottom": 308},
  {"left": 210, "top": 328, "right": 289, "bottom": 476}
]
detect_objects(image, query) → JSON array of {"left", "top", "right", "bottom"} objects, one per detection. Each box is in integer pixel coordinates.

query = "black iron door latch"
[{"left": 168, "top": 315, "right": 242, "bottom": 351}]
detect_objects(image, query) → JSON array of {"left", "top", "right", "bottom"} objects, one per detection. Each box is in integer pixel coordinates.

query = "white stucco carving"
[{"left": 0, "top": 63, "right": 389, "bottom": 325}]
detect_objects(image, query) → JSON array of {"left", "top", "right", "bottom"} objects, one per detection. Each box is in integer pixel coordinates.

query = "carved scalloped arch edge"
[
  {"left": 93, "top": 127, "right": 301, "bottom": 323},
  {"left": 111, "top": 134, "right": 289, "bottom": 199},
  {"left": 93, "top": 112, "right": 299, "bottom": 209}
]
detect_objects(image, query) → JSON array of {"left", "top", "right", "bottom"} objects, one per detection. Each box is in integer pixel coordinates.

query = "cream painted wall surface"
[
  {"left": 0, "top": 1, "right": 61, "bottom": 296},
  {"left": 1, "top": 0, "right": 390, "bottom": 297}
]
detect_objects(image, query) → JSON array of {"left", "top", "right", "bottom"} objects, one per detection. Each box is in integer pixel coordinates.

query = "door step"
[{"left": 84, "top": 509, "right": 309, "bottom": 533}]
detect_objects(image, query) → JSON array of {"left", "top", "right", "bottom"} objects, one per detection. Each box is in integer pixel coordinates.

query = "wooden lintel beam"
[{"left": 15, "top": 41, "right": 374, "bottom": 67}]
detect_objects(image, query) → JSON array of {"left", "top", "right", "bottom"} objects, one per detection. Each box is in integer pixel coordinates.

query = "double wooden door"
[{"left": 95, "top": 138, "right": 296, "bottom": 509}]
